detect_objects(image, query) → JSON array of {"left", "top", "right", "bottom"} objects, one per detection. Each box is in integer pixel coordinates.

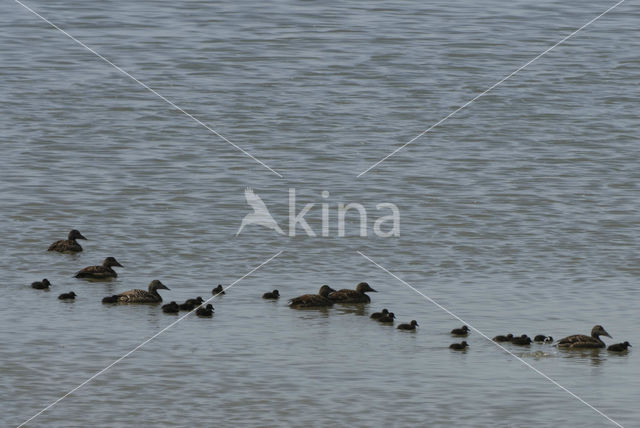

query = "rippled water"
[{"left": 1, "top": 0, "right": 639, "bottom": 426}]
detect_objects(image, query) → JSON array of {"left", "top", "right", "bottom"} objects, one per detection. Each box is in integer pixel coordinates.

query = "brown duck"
[
  {"left": 31, "top": 279, "right": 51, "bottom": 290},
  {"left": 397, "top": 320, "right": 419, "bottom": 330},
  {"left": 557, "top": 325, "right": 612, "bottom": 349},
  {"left": 196, "top": 304, "right": 214, "bottom": 317},
  {"left": 58, "top": 291, "right": 76, "bottom": 300},
  {"left": 105, "top": 280, "right": 169, "bottom": 304},
  {"left": 262, "top": 290, "right": 280, "bottom": 300},
  {"left": 370, "top": 308, "right": 389, "bottom": 319},
  {"left": 212, "top": 284, "right": 225, "bottom": 295},
  {"left": 75, "top": 257, "right": 123, "bottom": 279},
  {"left": 607, "top": 342, "right": 631, "bottom": 352},
  {"left": 48, "top": 229, "right": 87, "bottom": 253},
  {"left": 450, "top": 341, "right": 469, "bottom": 350},
  {"left": 378, "top": 312, "right": 396, "bottom": 323},
  {"left": 289, "top": 285, "right": 336, "bottom": 308},
  {"left": 493, "top": 334, "right": 513, "bottom": 342},
  {"left": 451, "top": 325, "right": 469, "bottom": 336},
  {"left": 328, "top": 282, "right": 376, "bottom": 304}
]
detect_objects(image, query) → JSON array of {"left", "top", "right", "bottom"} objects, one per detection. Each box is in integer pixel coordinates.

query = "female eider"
[
  {"left": 58, "top": 291, "right": 76, "bottom": 300},
  {"left": 31, "top": 279, "right": 51, "bottom": 290},
  {"left": 493, "top": 334, "right": 513, "bottom": 342},
  {"left": 607, "top": 342, "right": 631, "bottom": 352},
  {"left": 328, "top": 282, "right": 376, "bottom": 304},
  {"left": 262, "top": 290, "right": 280, "bottom": 300},
  {"left": 450, "top": 341, "right": 469, "bottom": 350},
  {"left": 212, "top": 285, "right": 225, "bottom": 296},
  {"left": 48, "top": 229, "right": 87, "bottom": 253},
  {"left": 104, "top": 280, "right": 169, "bottom": 304},
  {"left": 397, "top": 320, "right": 419, "bottom": 330},
  {"left": 75, "top": 257, "right": 123, "bottom": 279},
  {"left": 289, "top": 285, "right": 336, "bottom": 308},
  {"left": 451, "top": 325, "right": 469, "bottom": 336},
  {"left": 196, "top": 304, "right": 214, "bottom": 317},
  {"left": 162, "top": 301, "right": 179, "bottom": 313},
  {"left": 557, "top": 325, "right": 612, "bottom": 349},
  {"left": 378, "top": 312, "right": 396, "bottom": 323},
  {"left": 370, "top": 308, "right": 389, "bottom": 319}
]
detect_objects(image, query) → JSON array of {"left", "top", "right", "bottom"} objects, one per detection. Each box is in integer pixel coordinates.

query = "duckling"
[
  {"left": 212, "top": 284, "right": 225, "bottom": 296},
  {"left": 397, "top": 320, "right": 419, "bottom": 330},
  {"left": 58, "top": 291, "right": 76, "bottom": 300},
  {"left": 196, "top": 304, "right": 214, "bottom": 317},
  {"left": 75, "top": 257, "right": 123, "bottom": 279},
  {"left": 534, "top": 335, "right": 553, "bottom": 343},
  {"left": 378, "top": 312, "right": 396, "bottom": 323},
  {"left": 107, "top": 280, "right": 170, "bottom": 304},
  {"left": 370, "top": 308, "right": 389, "bottom": 319},
  {"left": 262, "top": 289, "right": 280, "bottom": 300},
  {"left": 450, "top": 341, "right": 469, "bottom": 350},
  {"left": 102, "top": 295, "right": 119, "bottom": 304},
  {"left": 511, "top": 334, "right": 532, "bottom": 345},
  {"left": 48, "top": 229, "right": 87, "bottom": 253},
  {"left": 31, "top": 279, "right": 51, "bottom": 290},
  {"left": 557, "top": 325, "right": 611, "bottom": 349},
  {"left": 451, "top": 325, "right": 469, "bottom": 336},
  {"left": 328, "top": 282, "right": 377, "bottom": 304},
  {"left": 493, "top": 334, "right": 513, "bottom": 342},
  {"left": 607, "top": 342, "right": 631, "bottom": 352},
  {"left": 289, "top": 285, "right": 336, "bottom": 308},
  {"left": 179, "top": 296, "right": 204, "bottom": 311},
  {"left": 162, "top": 301, "right": 179, "bottom": 313}
]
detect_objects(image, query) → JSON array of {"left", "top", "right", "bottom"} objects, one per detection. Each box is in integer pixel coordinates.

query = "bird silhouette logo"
[{"left": 236, "top": 187, "right": 285, "bottom": 236}]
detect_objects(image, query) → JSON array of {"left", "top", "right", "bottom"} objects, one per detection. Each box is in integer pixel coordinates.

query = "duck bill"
[
  {"left": 602, "top": 330, "right": 612, "bottom": 338},
  {"left": 159, "top": 283, "right": 170, "bottom": 290},
  {"left": 78, "top": 234, "right": 87, "bottom": 240},
  {"left": 114, "top": 261, "right": 123, "bottom": 267},
  {"left": 369, "top": 288, "right": 377, "bottom": 292}
]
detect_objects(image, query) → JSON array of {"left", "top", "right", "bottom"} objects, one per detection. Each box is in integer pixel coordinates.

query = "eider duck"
[
  {"left": 534, "top": 335, "right": 553, "bottom": 343},
  {"left": 75, "top": 257, "right": 123, "bottom": 279},
  {"left": 450, "top": 341, "right": 469, "bottom": 350},
  {"left": 179, "top": 297, "right": 204, "bottom": 311},
  {"left": 327, "top": 282, "right": 376, "bottom": 304},
  {"left": 106, "top": 280, "right": 169, "bottom": 304},
  {"left": 370, "top": 308, "right": 389, "bottom": 319},
  {"left": 557, "top": 325, "right": 612, "bottom": 349},
  {"left": 31, "top": 279, "right": 51, "bottom": 289},
  {"left": 493, "top": 334, "right": 513, "bottom": 342},
  {"left": 262, "top": 290, "right": 280, "bottom": 300},
  {"left": 196, "top": 304, "right": 214, "bottom": 317},
  {"left": 289, "top": 285, "right": 336, "bottom": 308},
  {"left": 397, "top": 320, "right": 419, "bottom": 330},
  {"left": 162, "top": 301, "right": 179, "bottom": 313},
  {"left": 212, "top": 284, "right": 225, "bottom": 296},
  {"left": 511, "top": 334, "right": 532, "bottom": 345},
  {"left": 451, "top": 325, "right": 469, "bottom": 336},
  {"left": 48, "top": 229, "right": 87, "bottom": 253},
  {"left": 58, "top": 291, "right": 76, "bottom": 300},
  {"left": 378, "top": 312, "right": 396, "bottom": 323},
  {"left": 607, "top": 342, "right": 631, "bottom": 352}
]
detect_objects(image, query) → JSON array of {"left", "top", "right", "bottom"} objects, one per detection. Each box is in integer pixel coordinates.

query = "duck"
[
  {"left": 48, "top": 229, "right": 87, "bottom": 253},
  {"left": 450, "top": 341, "right": 469, "bottom": 350},
  {"left": 511, "top": 334, "right": 532, "bottom": 345},
  {"left": 262, "top": 289, "right": 280, "bottom": 300},
  {"left": 557, "top": 325, "right": 612, "bottom": 349},
  {"left": 397, "top": 320, "right": 419, "bottom": 330},
  {"left": 534, "top": 335, "right": 553, "bottom": 343},
  {"left": 31, "top": 279, "right": 51, "bottom": 289},
  {"left": 105, "top": 280, "right": 169, "bottom": 304},
  {"left": 289, "top": 285, "right": 336, "bottom": 308},
  {"left": 179, "top": 297, "right": 204, "bottom": 311},
  {"left": 327, "top": 282, "right": 376, "bottom": 304},
  {"left": 493, "top": 334, "right": 513, "bottom": 342},
  {"left": 378, "top": 312, "right": 396, "bottom": 323},
  {"left": 58, "top": 291, "right": 76, "bottom": 300},
  {"left": 212, "top": 284, "right": 225, "bottom": 295},
  {"left": 75, "top": 257, "right": 123, "bottom": 279},
  {"left": 607, "top": 342, "right": 631, "bottom": 352},
  {"left": 196, "top": 304, "right": 214, "bottom": 317},
  {"left": 370, "top": 308, "right": 389, "bottom": 319},
  {"left": 451, "top": 325, "right": 469, "bottom": 336},
  {"left": 162, "top": 301, "right": 180, "bottom": 313}
]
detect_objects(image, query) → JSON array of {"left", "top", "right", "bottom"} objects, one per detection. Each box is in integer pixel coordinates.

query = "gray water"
[{"left": 1, "top": 0, "right": 638, "bottom": 426}]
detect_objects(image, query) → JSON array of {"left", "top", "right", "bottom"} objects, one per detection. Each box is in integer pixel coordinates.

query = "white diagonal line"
[
  {"left": 357, "top": 251, "right": 624, "bottom": 428},
  {"left": 357, "top": 0, "right": 625, "bottom": 177},
  {"left": 16, "top": 250, "right": 284, "bottom": 428},
  {"left": 13, "top": 0, "right": 283, "bottom": 178}
]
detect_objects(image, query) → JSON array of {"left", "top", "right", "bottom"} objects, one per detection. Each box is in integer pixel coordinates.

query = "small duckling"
[
  {"left": 58, "top": 291, "right": 76, "bottom": 300},
  {"left": 370, "top": 308, "right": 389, "bottom": 319},
  {"left": 378, "top": 312, "right": 396, "bottom": 323},
  {"left": 450, "top": 341, "right": 469, "bottom": 350},
  {"left": 102, "top": 295, "right": 119, "bottom": 304},
  {"left": 196, "top": 304, "right": 214, "bottom": 317},
  {"left": 451, "top": 325, "right": 469, "bottom": 336},
  {"left": 607, "top": 342, "right": 632, "bottom": 352},
  {"left": 493, "top": 334, "right": 513, "bottom": 342},
  {"left": 212, "top": 284, "right": 225, "bottom": 295},
  {"left": 179, "top": 297, "right": 204, "bottom": 311},
  {"left": 511, "top": 334, "right": 532, "bottom": 345},
  {"left": 262, "top": 289, "right": 280, "bottom": 300},
  {"left": 534, "top": 335, "right": 553, "bottom": 343},
  {"left": 162, "top": 301, "right": 180, "bottom": 314},
  {"left": 31, "top": 279, "right": 51, "bottom": 290},
  {"left": 397, "top": 320, "right": 419, "bottom": 330}
]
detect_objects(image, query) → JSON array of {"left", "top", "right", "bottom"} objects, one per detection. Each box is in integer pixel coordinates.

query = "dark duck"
[
  {"left": 493, "top": 334, "right": 513, "bottom": 342},
  {"left": 450, "top": 341, "right": 469, "bottom": 350},
  {"left": 179, "top": 297, "right": 204, "bottom": 311},
  {"left": 75, "top": 257, "right": 123, "bottom": 279},
  {"left": 289, "top": 285, "right": 336, "bottom": 308},
  {"left": 534, "top": 335, "right": 553, "bottom": 343},
  {"left": 451, "top": 325, "right": 469, "bottom": 336},
  {"left": 102, "top": 280, "right": 169, "bottom": 304},
  {"left": 370, "top": 308, "right": 389, "bottom": 319},
  {"left": 328, "top": 282, "right": 376, "bottom": 304},
  {"left": 196, "top": 304, "right": 214, "bottom": 317},
  {"left": 557, "top": 325, "right": 612, "bottom": 349},
  {"left": 378, "top": 312, "right": 396, "bottom": 323},
  {"left": 262, "top": 290, "right": 280, "bottom": 300},
  {"left": 31, "top": 279, "right": 51, "bottom": 290},
  {"left": 58, "top": 291, "right": 76, "bottom": 300},
  {"left": 511, "top": 334, "right": 532, "bottom": 345},
  {"left": 397, "top": 320, "right": 419, "bottom": 330},
  {"left": 607, "top": 342, "right": 631, "bottom": 352},
  {"left": 48, "top": 229, "right": 87, "bottom": 253},
  {"left": 212, "top": 284, "right": 225, "bottom": 295},
  {"left": 162, "top": 301, "right": 180, "bottom": 313}
]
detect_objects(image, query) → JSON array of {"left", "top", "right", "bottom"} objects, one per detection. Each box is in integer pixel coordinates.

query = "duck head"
[
  {"left": 381, "top": 308, "right": 389, "bottom": 314},
  {"left": 272, "top": 289, "right": 280, "bottom": 297},
  {"left": 461, "top": 341, "right": 469, "bottom": 348},
  {"left": 68, "top": 291, "right": 77, "bottom": 297},
  {"left": 149, "top": 280, "right": 170, "bottom": 291},
  {"left": 410, "top": 320, "right": 419, "bottom": 327},
  {"left": 318, "top": 285, "right": 336, "bottom": 297},
  {"left": 68, "top": 229, "right": 87, "bottom": 240},
  {"left": 461, "top": 325, "right": 469, "bottom": 332},
  {"left": 356, "top": 282, "right": 376, "bottom": 293},
  {"left": 42, "top": 279, "right": 51, "bottom": 286},
  {"left": 103, "top": 257, "right": 123, "bottom": 268},
  {"left": 592, "top": 325, "right": 612, "bottom": 339},
  {"left": 387, "top": 312, "right": 396, "bottom": 319}
]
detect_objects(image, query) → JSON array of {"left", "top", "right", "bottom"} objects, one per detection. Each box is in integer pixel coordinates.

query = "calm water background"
[{"left": 1, "top": 0, "right": 639, "bottom": 426}]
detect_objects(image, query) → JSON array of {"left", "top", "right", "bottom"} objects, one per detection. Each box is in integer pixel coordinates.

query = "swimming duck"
[
  {"left": 289, "top": 285, "right": 336, "bottom": 308},
  {"left": 607, "top": 342, "right": 631, "bottom": 352},
  {"left": 196, "top": 304, "right": 214, "bottom": 317},
  {"left": 378, "top": 312, "right": 396, "bottom": 323},
  {"left": 511, "top": 334, "right": 532, "bottom": 345},
  {"left": 179, "top": 297, "right": 204, "bottom": 311},
  {"left": 327, "top": 282, "right": 376, "bottom": 304},
  {"left": 162, "top": 301, "right": 180, "bottom": 313},
  {"left": 75, "top": 257, "right": 123, "bottom": 279},
  {"left": 107, "top": 280, "right": 170, "bottom": 304},
  {"left": 262, "top": 290, "right": 280, "bottom": 300},
  {"left": 450, "top": 341, "right": 469, "bottom": 350},
  {"left": 493, "top": 334, "right": 513, "bottom": 342},
  {"left": 534, "top": 335, "right": 553, "bottom": 343},
  {"left": 451, "top": 325, "right": 469, "bottom": 336},
  {"left": 31, "top": 279, "right": 51, "bottom": 289},
  {"left": 370, "top": 308, "right": 389, "bottom": 319},
  {"left": 48, "top": 229, "right": 87, "bottom": 253},
  {"left": 212, "top": 284, "right": 225, "bottom": 295},
  {"left": 102, "top": 295, "right": 118, "bottom": 304},
  {"left": 58, "top": 291, "right": 76, "bottom": 300},
  {"left": 397, "top": 320, "right": 419, "bottom": 330},
  {"left": 557, "top": 325, "right": 612, "bottom": 349}
]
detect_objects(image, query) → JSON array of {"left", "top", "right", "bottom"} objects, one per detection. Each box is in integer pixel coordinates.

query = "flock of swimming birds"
[{"left": 33, "top": 229, "right": 632, "bottom": 353}]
